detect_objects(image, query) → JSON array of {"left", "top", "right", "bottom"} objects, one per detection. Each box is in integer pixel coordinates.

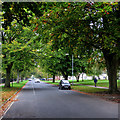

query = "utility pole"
[{"left": 72, "top": 54, "right": 74, "bottom": 85}]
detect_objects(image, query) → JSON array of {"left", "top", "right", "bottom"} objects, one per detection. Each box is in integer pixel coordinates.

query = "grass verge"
[
  {"left": 0, "top": 80, "right": 28, "bottom": 106},
  {"left": 69, "top": 79, "right": 120, "bottom": 88},
  {"left": 71, "top": 85, "right": 108, "bottom": 93},
  {"left": 44, "top": 80, "right": 120, "bottom": 103},
  {"left": 43, "top": 80, "right": 108, "bottom": 93},
  {"left": 43, "top": 80, "right": 59, "bottom": 86},
  {"left": 43, "top": 79, "right": 120, "bottom": 88},
  {"left": 44, "top": 80, "right": 120, "bottom": 93}
]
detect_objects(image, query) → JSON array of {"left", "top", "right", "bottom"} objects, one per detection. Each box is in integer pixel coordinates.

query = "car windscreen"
[{"left": 63, "top": 81, "right": 69, "bottom": 84}]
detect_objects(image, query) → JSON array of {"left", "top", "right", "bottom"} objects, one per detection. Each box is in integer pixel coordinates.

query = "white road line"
[
  {"left": 0, "top": 90, "right": 20, "bottom": 120},
  {"left": 0, "top": 101, "right": 14, "bottom": 120},
  {"left": 32, "top": 81, "right": 35, "bottom": 95},
  {"left": 15, "top": 95, "right": 19, "bottom": 99}
]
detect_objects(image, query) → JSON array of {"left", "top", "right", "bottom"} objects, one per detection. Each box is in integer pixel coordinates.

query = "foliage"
[
  {"left": 36, "top": 2, "right": 120, "bottom": 54},
  {"left": 2, "top": 2, "right": 120, "bottom": 92},
  {"left": 2, "top": 20, "right": 40, "bottom": 87},
  {"left": 2, "top": 2, "right": 48, "bottom": 29},
  {"left": 87, "top": 50, "right": 106, "bottom": 76},
  {"left": 34, "top": 2, "right": 120, "bottom": 92},
  {"left": 2, "top": 21, "right": 36, "bottom": 67}
]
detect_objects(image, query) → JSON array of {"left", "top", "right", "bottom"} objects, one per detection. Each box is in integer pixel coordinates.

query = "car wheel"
[{"left": 61, "top": 86, "right": 63, "bottom": 90}]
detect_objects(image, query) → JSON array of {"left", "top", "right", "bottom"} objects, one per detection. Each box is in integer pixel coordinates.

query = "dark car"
[
  {"left": 59, "top": 80, "right": 71, "bottom": 90},
  {"left": 28, "top": 78, "right": 32, "bottom": 81},
  {"left": 41, "top": 78, "right": 46, "bottom": 81}
]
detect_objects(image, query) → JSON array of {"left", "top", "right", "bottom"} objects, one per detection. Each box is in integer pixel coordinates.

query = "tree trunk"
[
  {"left": 61, "top": 71, "right": 68, "bottom": 80},
  {"left": 5, "top": 63, "right": 13, "bottom": 87},
  {"left": 63, "top": 73, "right": 68, "bottom": 80},
  {"left": 59, "top": 72, "right": 60, "bottom": 80},
  {"left": 47, "top": 73, "right": 49, "bottom": 81},
  {"left": 76, "top": 76, "right": 78, "bottom": 82},
  {"left": 103, "top": 51, "right": 119, "bottom": 93},
  {"left": 64, "top": 75, "right": 68, "bottom": 80},
  {"left": 17, "top": 71, "right": 19, "bottom": 83},
  {"left": 53, "top": 74, "right": 55, "bottom": 83},
  {"left": 76, "top": 73, "right": 80, "bottom": 82},
  {"left": 82, "top": 73, "right": 84, "bottom": 82},
  {"left": 20, "top": 75, "right": 21, "bottom": 82},
  {"left": 97, "top": 76, "right": 100, "bottom": 80},
  {"left": 5, "top": 68, "right": 11, "bottom": 87},
  {"left": 21, "top": 76, "right": 23, "bottom": 82}
]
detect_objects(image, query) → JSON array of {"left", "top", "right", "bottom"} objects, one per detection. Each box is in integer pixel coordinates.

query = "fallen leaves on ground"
[{"left": 88, "top": 91, "right": 120, "bottom": 103}]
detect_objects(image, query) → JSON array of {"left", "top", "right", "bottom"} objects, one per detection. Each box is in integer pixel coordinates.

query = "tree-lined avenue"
[{"left": 2, "top": 80, "right": 118, "bottom": 119}]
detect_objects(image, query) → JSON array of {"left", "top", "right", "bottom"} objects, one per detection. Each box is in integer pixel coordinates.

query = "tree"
[
  {"left": 2, "top": 2, "right": 47, "bottom": 87},
  {"left": 35, "top": 2, "right": 120, "bottom": 93},
  {"left": 3, "top": 2, "right": 120, "bottom": 93},
  {"left": 84, "top": 2, "right": 120, "bottom": 93},
  {"left": 38, "top": 44, "right": 67, "bottom": 82},
  {"left": 2, "top": 21, "right": 38, "bottom": 87},
  {"left": 2, "top": 2, "right": 48, "bottom": 29}
]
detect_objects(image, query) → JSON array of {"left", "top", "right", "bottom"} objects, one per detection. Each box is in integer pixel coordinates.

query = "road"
[{"left": 1, "top": 80, "right": 118, "bottom": 119}]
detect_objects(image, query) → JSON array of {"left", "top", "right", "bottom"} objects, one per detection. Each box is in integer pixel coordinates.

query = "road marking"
[
  {"left": 32, "top": 81, "right": 35, "bottom": 95},
  {"left": 0, "top": 92, "right": 20, "bottom": 120},
  {"left": 15, "top": 95, "right": 19, "bottom": 99},
  {"left": 0, "top": 81, "right": 28, "bottom": 120},
  {"left": 0, "top": 101, "right": 14, "bottom": 120}
]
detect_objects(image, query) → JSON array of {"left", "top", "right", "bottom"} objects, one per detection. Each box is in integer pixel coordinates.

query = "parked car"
[
  {"left": 35, "top": 79, "right": 40, "bottom": 83},
  {"left": 59, "top": 80, "right": 71, "bottom": 90},
  {"left": 28, "top": 79, "right": 32, "bottom": 81},
  {"left": 41, "top": 78, "right": 46, "bottom": 81},
  {"left": 48, "top": 78, "right": 53, "bottom": 81}
]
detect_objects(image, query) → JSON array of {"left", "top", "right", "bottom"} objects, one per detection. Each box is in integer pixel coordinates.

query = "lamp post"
[
  {"left": 66, "top": 53, "right": 74, "bottom": 85},
  {"left": 72, "top": 54, "right": 74, "bottom": 85}
]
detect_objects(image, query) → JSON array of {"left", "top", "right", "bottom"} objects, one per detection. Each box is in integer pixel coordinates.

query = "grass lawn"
[
  {"left": 71, "top": 85, "right": 108, "bottom": 93},
  {"left": 43, "top": 80, "right": 59, "bottom": 86},
  {"left": 44, "top": 79, "right": 120, "bottom": 88},
  {"left": 69, "top": 79, "right": 120, "bottom": 88},
  {"left": 0, "top": 80, "right": 28, "bottom": 106},
  {"left": 44, "top": 79, "right": 120, "bottom": 93}
]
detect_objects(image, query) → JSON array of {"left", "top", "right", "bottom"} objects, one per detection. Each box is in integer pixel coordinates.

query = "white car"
[
  {"left": 28, "top": 78, "right": 32, "bottom": 81},
  {"left": 35, "top": 79, "right": 40, "bottom": 83}
]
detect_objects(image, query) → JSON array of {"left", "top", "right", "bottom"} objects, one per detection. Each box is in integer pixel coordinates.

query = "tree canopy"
[
  {"left": 2, "top": 2, "right": 120, "bottom": 93},
  {"left": 2, "top": 20, "right": 40, "bottom": 87},
  {"left": 34, "top": 2, "right": 120, "bottom": 93}
]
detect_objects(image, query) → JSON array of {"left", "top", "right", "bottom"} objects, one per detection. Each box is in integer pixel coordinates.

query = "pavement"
[
  {"left": 87, "top": 85, "right": 108, "bottom": 89},
  {"left": 1, "top": 80, "right": 118, "bottom": 119}
]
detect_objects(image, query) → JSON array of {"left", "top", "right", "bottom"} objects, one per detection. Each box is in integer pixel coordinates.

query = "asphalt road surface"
[{"left": 2, "top": 80, "right": 118, "bottom": 119}]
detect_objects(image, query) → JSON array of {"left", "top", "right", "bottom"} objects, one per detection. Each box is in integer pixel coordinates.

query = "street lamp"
[
  {"left": 66, "top": 53, "right": 74, "bottom": 85},
  {"left": 72, "top": 54, "right": 74, "bottom": 85}
]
